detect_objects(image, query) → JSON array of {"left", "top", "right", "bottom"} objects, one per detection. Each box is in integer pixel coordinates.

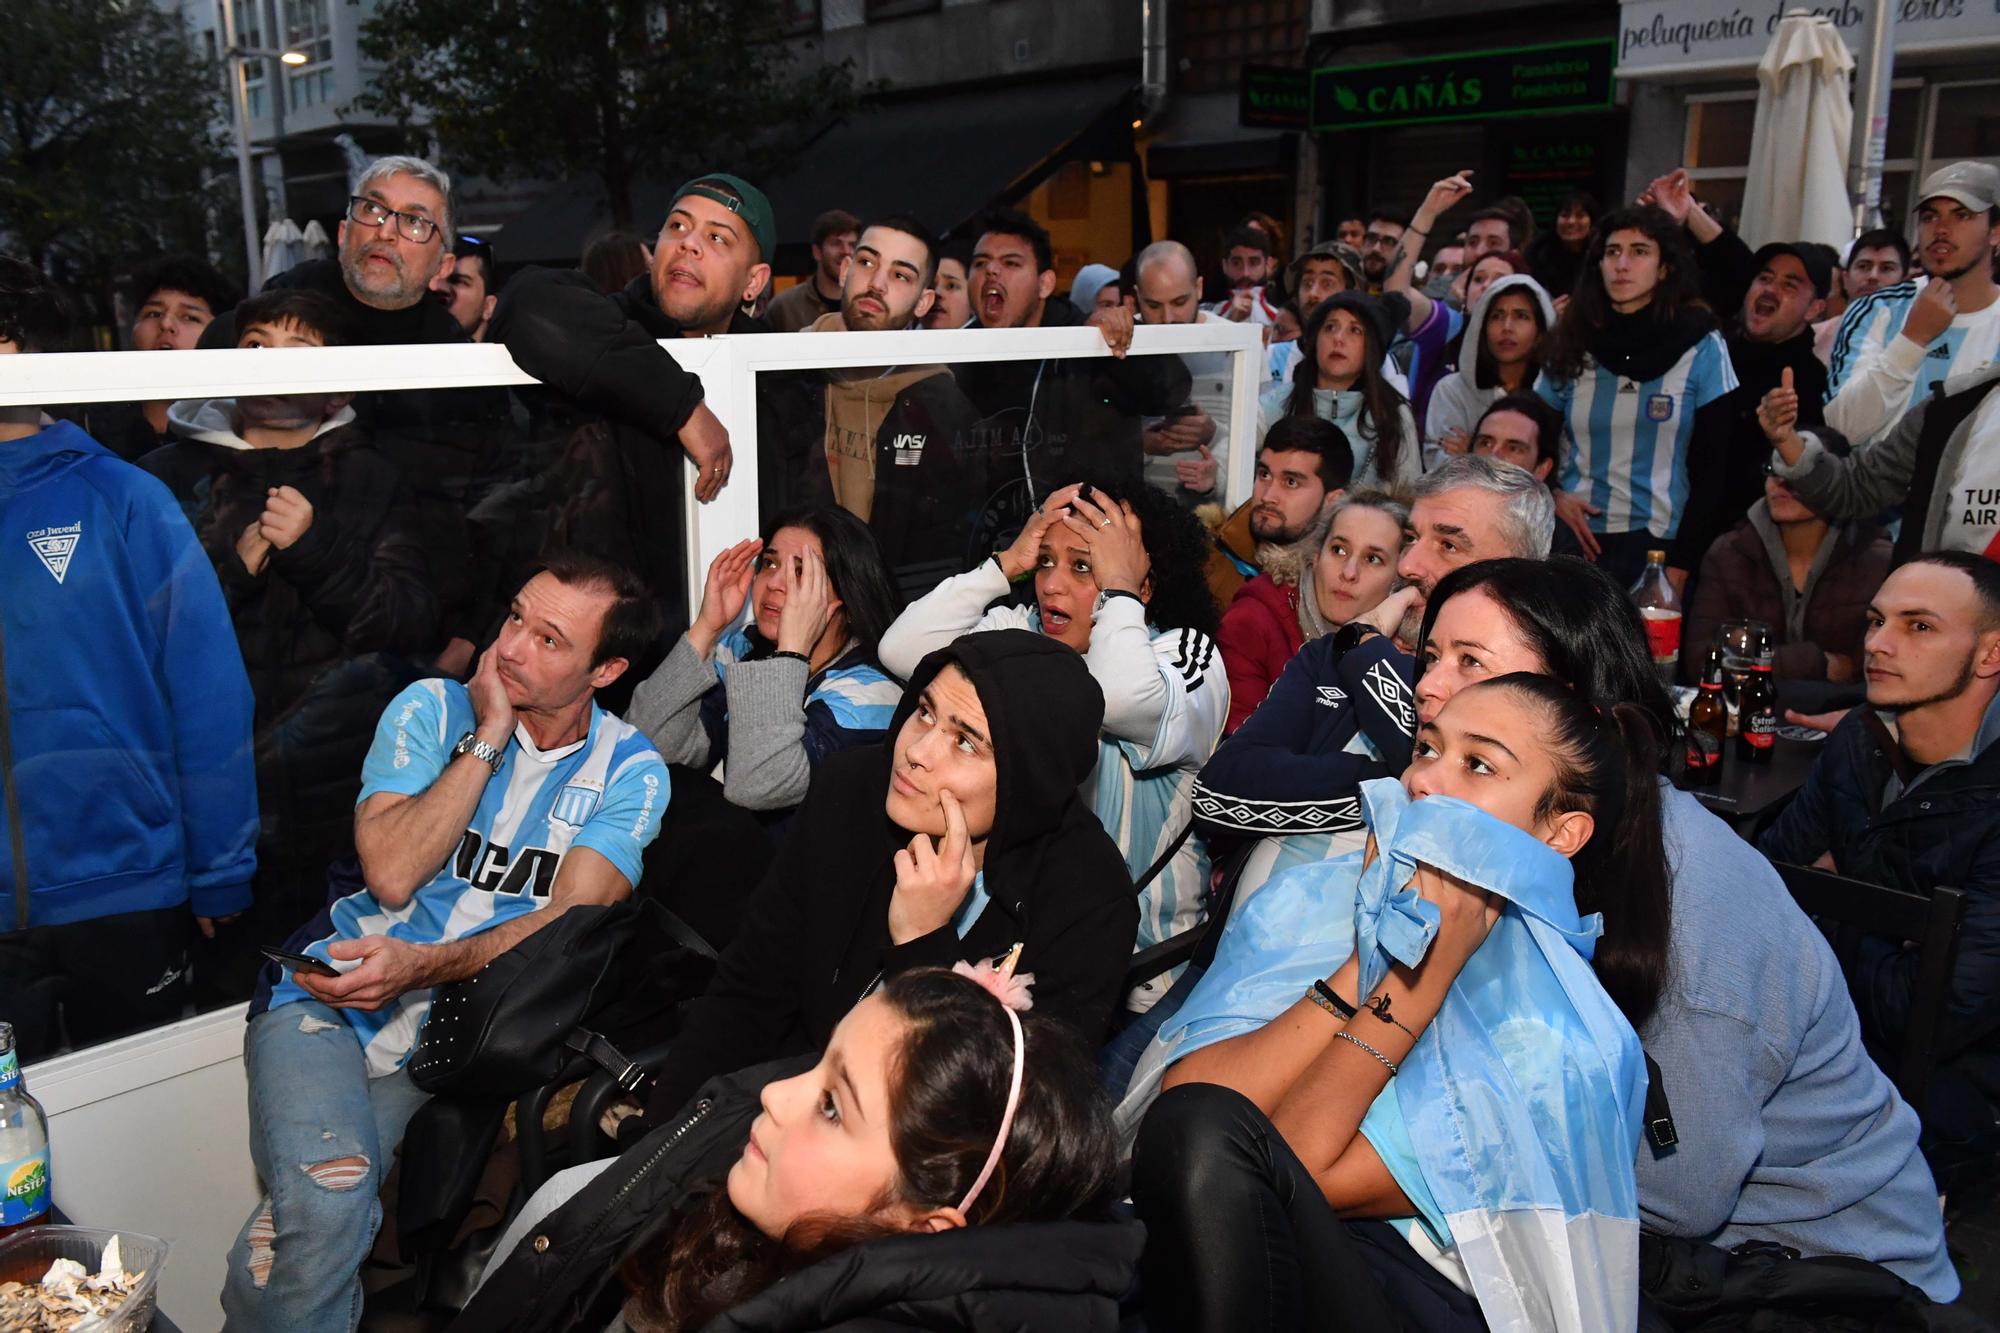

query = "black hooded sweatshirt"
[{"left": 633, "top": 629, "right": 1138, "bottom": 1132}]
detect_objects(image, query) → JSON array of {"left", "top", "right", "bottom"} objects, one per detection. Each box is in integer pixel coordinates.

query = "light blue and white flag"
[{"left": 1116, "top": 777, "right": 1646, "bottom": 1333}]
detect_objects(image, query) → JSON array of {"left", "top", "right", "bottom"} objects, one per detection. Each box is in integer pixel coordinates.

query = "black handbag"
[
  {"left": 406, "top": 898, "right": 641, "bottom": 1098},
  {"left": 1639, "top": 1233, "right": 1993, "bottom": 1332}
]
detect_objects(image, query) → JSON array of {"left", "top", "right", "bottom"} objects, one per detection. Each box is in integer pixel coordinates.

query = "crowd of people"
[{"left": 1, "top": 142, "right": 1997, "bottom": 1332}]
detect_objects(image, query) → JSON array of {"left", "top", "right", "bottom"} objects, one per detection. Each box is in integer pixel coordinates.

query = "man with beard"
[
  {"left": 480, "top": 173, "right": 765, "bottom": 639},
  {"left": 1200, "top": 416, "right": 1348, "bottom": 608},
  {"left": 798, "top": 215, "right": 981, "bottom": 587},
  {"left": 200, "top": 156, "right": 506, "bottom": 667},
  {"left": 764, "top": 208, "right": 859, "bottom": 333},
  {"left": 1826, "top": 163, "right": 2000, "bottom": 448},
  {"left": 435, "top": 235, "right": 499, "bottom": 341},
  {"left": 1359, "top": 209, "right": 1410, "bottom": 294},
  {"left": 1642, "top": 167, "right": 1834, "bottom": 564},
  {"left": 952, "top": 208, "right": 1190, "bottom": 548},
  {"left": 1761, "top": 552, "right": 2000, "bottom": 1193}
]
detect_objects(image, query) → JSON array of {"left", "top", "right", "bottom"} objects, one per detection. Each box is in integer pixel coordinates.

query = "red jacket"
[{"left": 1218, "top": 573, "right": 1303, "bottom": 732}]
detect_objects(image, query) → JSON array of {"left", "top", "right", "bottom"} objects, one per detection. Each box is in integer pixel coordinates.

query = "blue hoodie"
[{"left": 1, "top": 420, "right": 257, "bottom": 928}]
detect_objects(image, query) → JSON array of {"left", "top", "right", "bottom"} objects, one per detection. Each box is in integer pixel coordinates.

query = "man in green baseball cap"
[{"left": 652, "top": 173, "right": 777, "bottom": 341}]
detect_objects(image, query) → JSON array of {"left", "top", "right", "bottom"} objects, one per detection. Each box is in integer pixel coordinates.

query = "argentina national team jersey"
[
  {"left": 1539, "top": 330, "right": 1736, "bottom": 539},
  {"left": 1827, "top": 278, "right": 2000, "bottom": 445},
  {"left": 266, "top": 678, "right": 669, "bottom": 1077}
]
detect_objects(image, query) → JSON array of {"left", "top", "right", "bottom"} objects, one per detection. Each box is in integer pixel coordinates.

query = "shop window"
[
  {"left": 778, "top": 0, "right": 821, "bottom": 35},
  {"left": 1929, "top": 82, "right": 2000, "bottom": 162}
]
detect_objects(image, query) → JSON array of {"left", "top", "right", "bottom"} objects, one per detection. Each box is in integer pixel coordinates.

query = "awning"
[
  {"left": 492, "top": 71, "right": 1139, "bottom": 267},
  {"left": 1143, "top": 91, "right": 1294, "bottom": 179}
]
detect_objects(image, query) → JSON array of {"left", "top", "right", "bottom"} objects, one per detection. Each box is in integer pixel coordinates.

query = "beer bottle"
[
  {"left": 1686, "top": 646, "right": 1727, "bottom": 784},
  {"left": 1736, "top": 629, "right": 1779, "bottom": 764},
  {"left": 0, "top": 1022, "right": 50, "bottom": 1238}
]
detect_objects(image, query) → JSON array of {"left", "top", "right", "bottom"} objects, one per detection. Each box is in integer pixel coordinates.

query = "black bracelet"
[
  {"left": 1366, "top": 992, "right": 1418, "bottom": 1039},
  {"left": 1313, "top": 979, "right": 1357, "bottom": 1020},
  {"left": 1099, "top": 589, "right": 1144, "bottom": 607},
  {"left": 770, "top": 650, "right": 810, "bottom": 665}
]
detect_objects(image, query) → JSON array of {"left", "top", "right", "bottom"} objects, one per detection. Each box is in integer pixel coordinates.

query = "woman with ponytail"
[
  {"left": 457, "top": 966, "right": 1136, "bottom": 1333},
  {"left": 1127, "top": 672, "right": 1659, "bottom": 1332},
  {"left": 1125, "top": 556, "right": 1956, "bottom": 1328}
]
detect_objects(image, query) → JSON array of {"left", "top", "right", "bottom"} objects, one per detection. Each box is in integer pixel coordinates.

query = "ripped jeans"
[{"left": 221, "top": 1000, "right": 430, "bottom": 1333}]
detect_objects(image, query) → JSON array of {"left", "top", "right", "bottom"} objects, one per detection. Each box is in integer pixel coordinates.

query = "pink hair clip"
[{"left": 952, "top": 945, "right": 1035, "bottom": 1013}]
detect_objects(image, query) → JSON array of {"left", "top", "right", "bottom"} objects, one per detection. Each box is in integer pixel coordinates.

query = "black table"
[{"left": 1689, "top": 734, "right": 1823, "bottom": 835}]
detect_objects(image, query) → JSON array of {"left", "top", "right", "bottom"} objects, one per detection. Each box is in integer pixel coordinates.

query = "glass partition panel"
[{"left": 0, "top": 322, "right": 1258, "bottom": 1061}]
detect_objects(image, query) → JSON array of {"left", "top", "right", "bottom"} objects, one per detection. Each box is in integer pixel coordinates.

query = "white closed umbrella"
[
  {"left": 262, "top": 217, "right": 306, "bottom": 283},
  {"left": 301, "top": 219, "right": 332, "bottom": 261},
  {"left": 1739, "top": 9, "right": 1854, "bottom": 251}
]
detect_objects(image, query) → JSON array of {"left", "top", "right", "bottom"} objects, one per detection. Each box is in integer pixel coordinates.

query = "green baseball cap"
[{"left": 669, "top": 173, "right": 776, "bottom": 263}]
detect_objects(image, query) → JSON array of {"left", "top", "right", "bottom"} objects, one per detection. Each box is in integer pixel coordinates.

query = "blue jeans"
[{"left": 220, "top": 1000, "right": 430, "bottom": 1333}]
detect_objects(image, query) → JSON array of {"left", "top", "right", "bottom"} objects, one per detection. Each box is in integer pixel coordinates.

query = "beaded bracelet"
[
  {"left": 1336, "top": 1030, "right": 1400, "bottom": 1077},
  {"left": 1307, "top": 979, "right": 1356, "bottom": 1020}
]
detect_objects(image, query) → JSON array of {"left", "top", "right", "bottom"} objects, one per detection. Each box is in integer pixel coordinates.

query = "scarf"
[
  {"left": 1296, "top": 560, "right": 1336, "bottom": 642},
  {"left": 1588, "top": 306, "right": 1714, "bottom": 384},
  {"left": 1116, "top": 779, "right": 1646, "bottom": 1333}
]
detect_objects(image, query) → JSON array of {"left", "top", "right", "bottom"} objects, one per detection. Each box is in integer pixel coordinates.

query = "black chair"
[{"left": 1772, "top": 861, "right": 1968, "bottom": 1117}]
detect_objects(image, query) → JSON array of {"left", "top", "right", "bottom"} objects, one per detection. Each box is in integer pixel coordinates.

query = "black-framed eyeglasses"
[{"left": 346, "top": 195, "right": 440, "bottom": 245}]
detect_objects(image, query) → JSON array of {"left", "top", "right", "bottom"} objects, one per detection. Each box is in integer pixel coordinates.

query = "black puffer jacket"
[
  {"left": 140, "top": 409, "right": 436, "bottom": 718},
  {"left": 1760, "top": 697, "right": 2000, "bottom": 1151},
  {"left": 453, "top": 1052, "right": 1142, "bottom": 1333}
]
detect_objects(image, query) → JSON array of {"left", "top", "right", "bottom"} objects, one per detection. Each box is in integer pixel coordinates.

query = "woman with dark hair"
[
  {"left": 1536, "top": 204, "right": 1739, "bottom": 588},
  {"left": 1129, "top": 673, "right": 1660, "bottom": 1331},
  {"left": 1526, "top": 190, "right": 1598, "bottom": 299},
  {"left": 581, "top": 229, "right": 651, "bottom": 296},
  {"left": 1423, "top": 272, "right": 1557, "bottom": 467},
  {"left": 1257, "top": 292, "right": 1420, "bottom": 492},
  {"left": 880, "top": 477, "right": 1227, "bottom": 1012},
  {"left": 604, "top": 630, "right": 1138, "bottom": 1146},
  {"left": 1357, "top": 557, "right": 1956, "bottom": 1302},
  {"left": 459, "top": 967, "right": 1139, "bottom": 1333},
  {"left": 628, "top": 505, "right": 903, "bottom": 818}
]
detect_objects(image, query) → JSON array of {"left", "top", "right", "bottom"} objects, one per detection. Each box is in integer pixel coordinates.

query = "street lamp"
[{"left": 215, "top": 0, "right": 308, "bottom": 289}]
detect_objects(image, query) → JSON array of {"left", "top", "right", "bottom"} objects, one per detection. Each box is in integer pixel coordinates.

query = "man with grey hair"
[
  {"left": 201, "top": 154, "right": 465, "bottom": 349},
  {"left": 199, "top": 153, "right": 503, "bottom": 683},
  {"left": 1132, "top": 239, "right": 1224, "bottom": 501},
  {"left": 1313, "top": 454, "right": 1557, "bottom": 748}
]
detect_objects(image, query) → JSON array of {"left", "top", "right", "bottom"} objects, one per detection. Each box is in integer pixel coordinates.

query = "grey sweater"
[
  {"left": 1639, "top": 786, "right": 1956, "bottom": 1301},
  {"left": 624, "top": 635, "right": 818, "bottom": 812}
]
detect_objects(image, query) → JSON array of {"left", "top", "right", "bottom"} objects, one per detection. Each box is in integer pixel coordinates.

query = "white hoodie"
[
  {"left": 1421, "top": 274, "right": 1556, "bottom": 470},
  {"left": 164, "top": 397, "right": 356, "bottom": 451}
]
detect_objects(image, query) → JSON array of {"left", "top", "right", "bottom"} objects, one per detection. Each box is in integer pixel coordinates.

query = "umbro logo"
[
  {"left": 26, "top": 521, "right": 82, "bottom": 583},
  {"left": 1316, "top": 686, "right": 1348, "bottom": 708}
]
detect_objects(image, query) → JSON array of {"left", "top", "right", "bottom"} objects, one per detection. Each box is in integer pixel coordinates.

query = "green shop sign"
[{"left": 1311, "top": 38, "right": 1616, "bottom": 132}]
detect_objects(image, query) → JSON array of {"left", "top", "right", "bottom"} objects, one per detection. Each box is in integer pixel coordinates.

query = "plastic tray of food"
[{"left": 0, "top": 1227, "right": 168, "bottom": 1332}]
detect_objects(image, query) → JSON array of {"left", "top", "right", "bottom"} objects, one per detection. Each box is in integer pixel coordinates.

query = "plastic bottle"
[
  {"left": 1630, "top": 550, "right": 1683, "bottom": 686},
  {"left": 0, "top": 1021, "right": 50, "bottom": 1238}
]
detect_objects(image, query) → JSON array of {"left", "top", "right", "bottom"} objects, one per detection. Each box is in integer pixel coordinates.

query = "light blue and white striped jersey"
[
  {"left": 1537, "top": 331, "right": 1737, "bottom": 539},
  {"left": 1825, "top": 277, "right": 2000, "bottom": 447},
  {"left": 713, "top": 628, "right": 901, "bottom": 734},
  {"left": 268, "top": 678, "right": 670, "bottom": 1077}
]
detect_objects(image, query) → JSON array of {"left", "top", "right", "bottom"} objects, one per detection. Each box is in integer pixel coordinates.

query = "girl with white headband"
[{"left": 457, "top": 963, "right": 1132, "bottom": 1333}]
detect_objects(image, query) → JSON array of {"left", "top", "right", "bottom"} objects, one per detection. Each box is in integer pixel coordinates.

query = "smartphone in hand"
[{"left": 260, "top": 945, "right": 341, "bottom": 979}]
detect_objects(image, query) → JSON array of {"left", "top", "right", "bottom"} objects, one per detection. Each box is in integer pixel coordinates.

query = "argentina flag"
[{"left": 1116, "top": 778, "right": 1645, "bottom": 1332}]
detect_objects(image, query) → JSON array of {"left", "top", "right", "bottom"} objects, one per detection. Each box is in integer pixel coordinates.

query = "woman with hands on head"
[
  {"left": 879, "top": 475, "right": 1228, "bottom": 1012},
  {"left": 627, "top": 505, "right": 904, "bottom": 819},
  {"left": 613, "top": 629, "right": 1139, "bottom": 1143}
]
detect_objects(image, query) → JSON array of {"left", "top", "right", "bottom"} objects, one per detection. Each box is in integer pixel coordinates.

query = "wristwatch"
[
  {"left": 452, "top": 730, "right": 505, "bottom": 775},
  {"left": 1330, "top": 621, "right": 1382, "bottom": 656}
]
